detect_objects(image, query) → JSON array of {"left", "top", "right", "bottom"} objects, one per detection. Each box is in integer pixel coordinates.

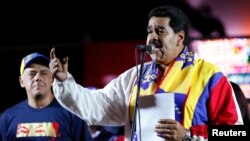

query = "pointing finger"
[{"left": 50, "top": 47, "right": 56, "bottom": 60}]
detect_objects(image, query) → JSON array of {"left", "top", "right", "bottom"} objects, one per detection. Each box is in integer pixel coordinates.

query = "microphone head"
[
  {"left": 146, "top": 44, "right": 156, "bottom": 54},
  {"left": 136, "top": 44, "right": 156, "bottom": 54}
]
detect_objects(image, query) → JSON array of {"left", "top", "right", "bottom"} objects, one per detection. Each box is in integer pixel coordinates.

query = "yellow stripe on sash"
[
  {"left": 160, "top": 61, "right": 192, "bottom": 94},
  {"left": 183, "top": 60, "right": 220, "bottom": 128}
]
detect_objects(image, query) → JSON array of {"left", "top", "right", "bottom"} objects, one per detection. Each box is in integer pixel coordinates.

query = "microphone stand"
[{"left": 130, "top": 49, "right": 147, "bottom": 141}]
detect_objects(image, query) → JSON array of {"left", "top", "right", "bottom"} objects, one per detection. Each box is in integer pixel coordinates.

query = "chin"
[
  {"left": 154, "top": 56, "right": 164, "bottom": 63},
  {"left": 33, "top": 93, "right": 44, "bottom": 100}
]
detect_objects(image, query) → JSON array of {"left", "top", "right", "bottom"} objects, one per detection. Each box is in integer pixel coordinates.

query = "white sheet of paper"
[{"left": 135, "top": 93, "right": 175, "bottom": 141}]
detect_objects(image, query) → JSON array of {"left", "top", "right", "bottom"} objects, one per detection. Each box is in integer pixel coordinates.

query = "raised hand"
[{"left": 49, "top": 48, "right": 68, "bottom": 81}]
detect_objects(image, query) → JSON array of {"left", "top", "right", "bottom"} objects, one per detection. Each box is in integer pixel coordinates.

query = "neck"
[
  {"left": 160, "top": 58, "right": 175, "bottom": 69},
  {"left": 28, "top": 93, "right": 54, "bottom": 109}
]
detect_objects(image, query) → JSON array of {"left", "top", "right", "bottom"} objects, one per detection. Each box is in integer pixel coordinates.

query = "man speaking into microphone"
[{"left": 50, "top": 5, "right": 243, "bottom": 141}]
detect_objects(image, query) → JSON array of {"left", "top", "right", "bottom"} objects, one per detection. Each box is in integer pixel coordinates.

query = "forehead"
[
  {"left": 24, "top": 63, "right": 50, "bottom": 72},
  {"left": 148, "top": 17, "right": 170, "bottom": 27}
]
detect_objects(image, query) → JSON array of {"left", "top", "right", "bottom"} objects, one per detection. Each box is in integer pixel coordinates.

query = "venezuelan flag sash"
[{"left": 129, "top": 46, "right": 222, "bottom": 129}]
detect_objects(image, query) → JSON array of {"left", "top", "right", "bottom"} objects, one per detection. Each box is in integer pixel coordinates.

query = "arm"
[
  {"left": 50, "top": 48, "right": 136, "bottom": 125},
  {"left": 190, "top": 75, "right": 243, "bottom": 140},
  {"left": 53, "top": 72, "right": 127, "bottom": 125},
  {"left": 208, "top": 76, "right": 243, "bottom": 125}
]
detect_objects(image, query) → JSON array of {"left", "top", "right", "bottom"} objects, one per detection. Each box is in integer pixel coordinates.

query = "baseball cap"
[{"left": 20, "top": 52, "right": 50, "bottom": 75}]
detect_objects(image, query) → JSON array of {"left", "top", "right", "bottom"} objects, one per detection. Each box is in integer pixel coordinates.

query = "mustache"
[{"left": 150, "top": 40, "right": 161, "bottom": 48}]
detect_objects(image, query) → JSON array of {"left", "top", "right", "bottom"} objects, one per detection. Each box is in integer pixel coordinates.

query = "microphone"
[{"left": 136, "top": 44, "right": 156, "bottom": 54}]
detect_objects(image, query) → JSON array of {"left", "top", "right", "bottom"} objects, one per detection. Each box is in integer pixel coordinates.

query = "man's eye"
[
  {"left": 28, "top": 72, "right": 36, "bottom": 76},
  {"left": 41, "top": 72, "right": 48, "bottom": 75},
  {"left": 156, "top": 28, "right": 163, "bottom": 33}
]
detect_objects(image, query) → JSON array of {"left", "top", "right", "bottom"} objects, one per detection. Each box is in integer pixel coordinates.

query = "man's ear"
[
  {"left": 177, "top": 30, "right": 185, "bottom": 47},
  {"left": 19, "top": 76, "right": 25, "bottom": 88}
]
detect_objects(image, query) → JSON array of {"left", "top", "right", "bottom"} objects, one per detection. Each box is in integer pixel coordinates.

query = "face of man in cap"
[
  {"left": 19, "top": 63, "right": 53, "bottom": 100},
  {"left": 19, "top": 52, "right": 53, "bottom": 102}
]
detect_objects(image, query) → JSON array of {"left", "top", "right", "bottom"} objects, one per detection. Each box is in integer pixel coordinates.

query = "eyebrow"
[{"left": 147, "top": 25, "right": 166, "bottom": 30}]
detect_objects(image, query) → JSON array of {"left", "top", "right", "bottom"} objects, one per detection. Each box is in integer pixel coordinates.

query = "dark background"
[{"left": 0, "top": 1, "right": 249, "bottom": 112}]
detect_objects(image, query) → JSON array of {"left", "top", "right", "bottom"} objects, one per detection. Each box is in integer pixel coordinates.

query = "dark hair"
[
  {"left": 230, "top": 81, "right": 250, "bottom": 126},
  {"left": 148, "top": 5, "right": 189, "bottom": 46}
]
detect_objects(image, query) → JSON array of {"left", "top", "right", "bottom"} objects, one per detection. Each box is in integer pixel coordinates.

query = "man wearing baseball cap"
[{"left": 0, "top": 52, "right": 92, "bottom": 141}]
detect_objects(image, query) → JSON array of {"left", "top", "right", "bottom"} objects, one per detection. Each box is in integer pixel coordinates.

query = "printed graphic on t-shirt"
[{"left": 16, "top": 122, "right": 59, "bottom": 138}]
